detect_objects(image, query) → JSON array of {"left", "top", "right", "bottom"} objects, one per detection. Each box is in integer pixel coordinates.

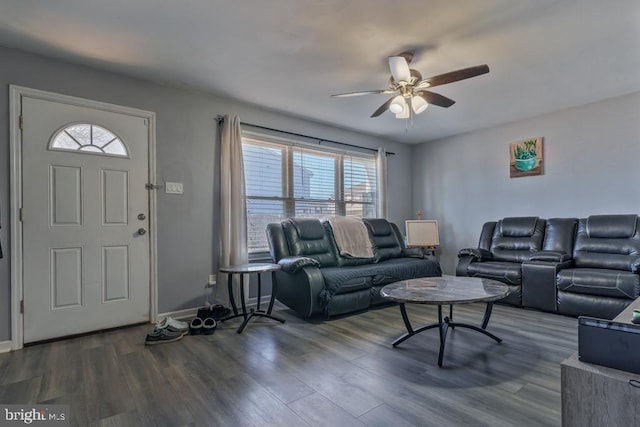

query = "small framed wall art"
[{"left": 509, "top": 136, "right": 543, "bottom": 178}]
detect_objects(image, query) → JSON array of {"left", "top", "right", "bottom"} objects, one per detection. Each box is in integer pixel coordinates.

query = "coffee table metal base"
[{"left": 393, "top": 302, "right": 502, "bottom": 367}]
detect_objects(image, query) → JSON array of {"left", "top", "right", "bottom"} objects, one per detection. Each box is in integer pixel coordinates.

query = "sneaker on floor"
[
  {"left": 145, "top": 328, "right": 184, "bottom": 345},
  {"left": 155, "top": 316, "right": 189, "bottom": 334}
]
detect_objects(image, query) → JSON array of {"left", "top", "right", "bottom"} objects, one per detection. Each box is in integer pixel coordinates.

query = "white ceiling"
[{"left": 1, "top": 0, "right": 639, "bottom": 143}]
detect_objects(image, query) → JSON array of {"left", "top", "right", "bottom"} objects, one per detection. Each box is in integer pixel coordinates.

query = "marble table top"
[
  {"left": 218, "top": 263, "right": 281, "bottom": 274},
  {"left": 380, "top": 275, "right": 510, "bottom": 305}
]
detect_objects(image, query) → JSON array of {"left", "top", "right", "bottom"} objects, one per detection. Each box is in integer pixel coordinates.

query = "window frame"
[{"left": 242, "top": 131, "right": 377, "bottom": 255}]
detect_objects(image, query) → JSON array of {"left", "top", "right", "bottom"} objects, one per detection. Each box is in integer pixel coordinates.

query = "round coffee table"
[{"left": 381, "top": 275, "right": 510, "bottom": 367}]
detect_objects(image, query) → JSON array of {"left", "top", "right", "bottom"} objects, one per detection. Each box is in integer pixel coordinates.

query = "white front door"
[{"left": 21, "top": 96, "right": 151, "bottom": 343}]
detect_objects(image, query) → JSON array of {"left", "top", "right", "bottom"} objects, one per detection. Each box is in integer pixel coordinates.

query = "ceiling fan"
[{"left": 332, "top": 52, "right": 489, "bottom": 119}]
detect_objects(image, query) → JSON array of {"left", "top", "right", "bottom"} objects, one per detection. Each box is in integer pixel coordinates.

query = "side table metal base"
[
  {"left": 222, "top": 309, "right": 285, "bottom": 334},
  {"left": 219, "top": 266, "right": 286, "bottom": 334},
  {"left": 392, "top": 302, "right": 502, "bottom": 367}
]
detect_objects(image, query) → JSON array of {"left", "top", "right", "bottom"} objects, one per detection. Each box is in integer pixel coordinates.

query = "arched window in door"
[{"left": 49, "top": 123, "right": 129, "bottom": 157}]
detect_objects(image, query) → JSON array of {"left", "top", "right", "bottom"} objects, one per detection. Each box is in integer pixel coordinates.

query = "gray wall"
[
  {"left": 412, "top": 91, "right": 640, "bottom": 275},
  {"left": 0, "top": 45, "right": 415, "bottom": 341}
]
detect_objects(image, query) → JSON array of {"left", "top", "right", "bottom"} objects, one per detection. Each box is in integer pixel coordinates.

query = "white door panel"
[{"left": 22, "top": 96, "right": 150, "bottom": 343}]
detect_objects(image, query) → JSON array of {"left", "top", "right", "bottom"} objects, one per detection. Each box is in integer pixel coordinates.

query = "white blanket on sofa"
[{"left": 328, "top": 216, "right": 374, "bottom": 258}]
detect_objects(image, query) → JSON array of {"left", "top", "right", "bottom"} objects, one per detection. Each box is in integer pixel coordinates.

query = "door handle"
[{"left": 137, "top": 228, "right": 147, "bottom": 235}]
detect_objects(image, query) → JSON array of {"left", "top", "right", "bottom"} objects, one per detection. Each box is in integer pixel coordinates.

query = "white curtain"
[
  {"left": 219, "top": 114, "right": 248, "bottom": 306},
  {"left": 376, "top": 147, "right": 388, "bottom": 219}
]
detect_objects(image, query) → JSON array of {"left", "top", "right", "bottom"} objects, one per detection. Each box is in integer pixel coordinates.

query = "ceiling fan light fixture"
[
  {"left": 395, "top": 102, "right": 410, "bottom": 119},
  {"left": 411, "top": 95, "right": 429, "bottom": 114},
  {"left": 389, "top": 95, "right": 406, "bottom": 114}
]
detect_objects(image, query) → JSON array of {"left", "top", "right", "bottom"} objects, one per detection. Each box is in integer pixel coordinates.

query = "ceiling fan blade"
[
  {"left": 422, "top": 64, "right": 490, "bottom": 88},
  {"left": 389, "top": 56, "right": 412, "bottom": 83},
  {"left": 416, "top": 91, "right": 456, "bottom": 108},
  {"left": 370, "top": 97, "right": 395, "bottom": 118},
  {"left": 331, "top": 89, "right": 391, "bottom": 98}
]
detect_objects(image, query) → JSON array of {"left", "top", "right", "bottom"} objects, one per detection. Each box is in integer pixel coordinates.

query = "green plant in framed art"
[{"left": 510, "top": 137, "right": 543, "bottom": 178}]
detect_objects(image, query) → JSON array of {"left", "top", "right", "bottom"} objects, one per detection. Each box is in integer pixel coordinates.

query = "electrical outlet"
[{"left": 208, "top": 274, "right": 217, "bottom": 285}]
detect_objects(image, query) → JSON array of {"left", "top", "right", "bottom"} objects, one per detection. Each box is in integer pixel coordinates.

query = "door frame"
[{"left": 9, "top": 85, "right": 158, "bottom": 350}]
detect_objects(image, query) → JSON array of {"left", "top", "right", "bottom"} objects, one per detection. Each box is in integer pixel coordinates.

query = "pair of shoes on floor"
[
  {"left": 145, "top": 316, "right": 190, "bottom": 345},
  {"left": 155, "top": 316, "right": 190, "bottom": 334},
  {"left": 190, "top": 317, "right": 217, "bottom": 335},
  {"left": 197, "top": 304, "right": 231, "bottom": 321},
  {"left": 145, "top": 328, "right": 184, "bottom": 345}
]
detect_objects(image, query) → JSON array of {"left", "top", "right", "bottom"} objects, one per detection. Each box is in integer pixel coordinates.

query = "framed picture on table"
[{"left": 405, "top": 220, "right": 440, "bottom": 247}]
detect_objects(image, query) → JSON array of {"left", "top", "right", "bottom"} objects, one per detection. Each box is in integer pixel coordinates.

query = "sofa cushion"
[
  {"left": 542, "top": 218, "right": 578, "bottom": 254},
  {"left": 363, "top": 218, "right": 403, "bottom": 262},
  {"left": 370, "top": 258, "right": 442, "bottom": 286},
  {"left": 320, "top": 258, "right": 441, "bottom": 296},
  {"left": 557, "top": 291, "right": 632, "bottom": 319},
  {"left": 490, "top": 217, "right": 545, "bottom": 262},
  {"left": 282, "top": 218, "right": 338, "bottom": 267},
  {"left": 500, "top": 217, "right": 539, "bottom": 237},
  {"left": 557, "top": 268, "right": 639, "bottom": 299},
  {"left": 323, "top": 222, "right": 374, "bottom": 267},
  {"left": 587, "top": 214, "right": 637, "bottom": 238},
  {"left": 329, "top": 276, "right": 373, "bottom": 295},
  {"left": 573, "top": 216, "right": 640, "bottom": 271},
  {"left": 466, "top": 261, "right": 522, "bottom": 286}
]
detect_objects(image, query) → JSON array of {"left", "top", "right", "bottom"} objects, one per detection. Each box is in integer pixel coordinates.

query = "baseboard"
[
  {"left": 157, "top": 297, "right": 272, "bottom": 322},
  {"left": 0, "top": 340, "right": 12, "bottom": 353},
  {"left": 157, "top": 307, "right": 200, "bottom": 321}
]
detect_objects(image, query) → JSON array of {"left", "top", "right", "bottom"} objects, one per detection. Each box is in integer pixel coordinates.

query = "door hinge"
[
  {"left": 20, "top": 300, "right": 24, "bottom": 314},
  {"left": 19, "top": 115, "right": 23, "bottom": 130},
  {"left": 19, "top": 208, "right": 24, "bottom": 222},
  {"left": 145, "top": 183, "right": 162, "bottom": 190}
]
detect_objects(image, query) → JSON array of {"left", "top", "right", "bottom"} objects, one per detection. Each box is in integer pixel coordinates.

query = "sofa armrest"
[
  {"left": 458, "top": 248, "right": 493, "bottom": 261},
  {"left": 277, "top": 256, "right": 320, "bottom": 274},
  {"left": 529, "top": 251, "right": 571, "bottom": 263},
  {"left": 521, "top": 259, "right": 572, "bottom": 312},
  {"left": 403, "top": 247, "right": 427, "bottom": 258},
  {"left": 274, "top": 267, "right": 325, "bottom": 318}
]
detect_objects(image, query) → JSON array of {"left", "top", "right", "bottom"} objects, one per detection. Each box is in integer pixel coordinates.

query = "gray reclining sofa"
[{"left": 266, "top": 217, "right": 441, "bottom": 319}]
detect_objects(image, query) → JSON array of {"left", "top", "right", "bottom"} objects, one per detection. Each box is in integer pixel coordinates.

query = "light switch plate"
[{"left": 165, "top": 182, "right": 183, "bottom": 194}]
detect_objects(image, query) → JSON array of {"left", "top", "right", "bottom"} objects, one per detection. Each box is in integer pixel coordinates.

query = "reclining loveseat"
[
  {"left": 266, "top": 218, "right": 441, "bottom": 319},
  {"left": 457, "top": 214, "right": 640, "bottom": 319}
]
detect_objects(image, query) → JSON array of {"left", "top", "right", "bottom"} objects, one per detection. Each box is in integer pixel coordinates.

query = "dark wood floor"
[{"left": 0, "top": 302, "right": 578, "bottom": 427}]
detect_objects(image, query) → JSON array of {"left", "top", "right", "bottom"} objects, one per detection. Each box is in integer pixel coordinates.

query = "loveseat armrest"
[
  {"left": 278, "top": 256, "right": 320, "bottom": 274},
  {"left": 458, "top": 248, "right": 493, "bottom": 261},
  {"left": 529, "top": 251, "right": 571, "bottom": 263}
]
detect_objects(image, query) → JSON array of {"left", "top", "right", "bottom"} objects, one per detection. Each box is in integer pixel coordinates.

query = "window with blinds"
[{"left": 242, "top": 135, "right": 377, "bottom": 253}]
